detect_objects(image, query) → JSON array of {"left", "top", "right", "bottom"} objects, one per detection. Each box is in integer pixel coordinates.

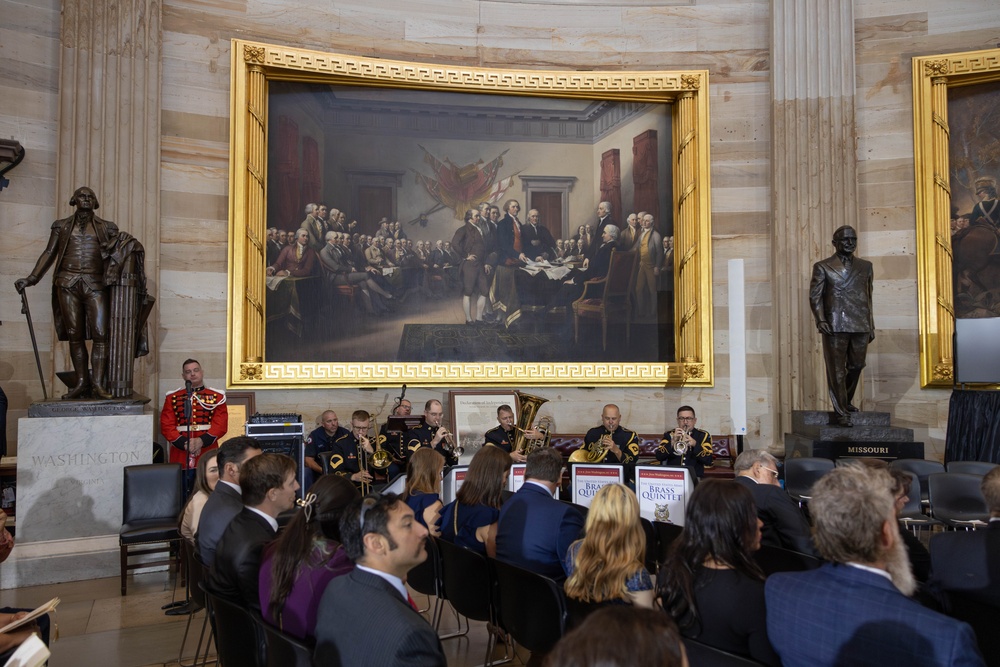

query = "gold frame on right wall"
[{"left": 912, "top": 48, "right": 1000, "bottom": 388}]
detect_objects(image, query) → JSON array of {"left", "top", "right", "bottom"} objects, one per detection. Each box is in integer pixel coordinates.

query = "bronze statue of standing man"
[
  {"left": 16, "top": 187, "right": 120, "bottom": 399},
  {"left": 809, "top": 226, "right": 874, "bottom": 427}
]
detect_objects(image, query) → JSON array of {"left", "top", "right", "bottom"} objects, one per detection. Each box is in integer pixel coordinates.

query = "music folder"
[{"left": 386, "top": 416, "right": 426, "bottom": 433}]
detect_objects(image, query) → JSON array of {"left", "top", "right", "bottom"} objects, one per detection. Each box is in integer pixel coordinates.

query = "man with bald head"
[
  {"left": 304, "top": 410, "right": 350, "bottom": 483},
  {"left": 582, "top": 404, "right": 639, "bottom": 470}
]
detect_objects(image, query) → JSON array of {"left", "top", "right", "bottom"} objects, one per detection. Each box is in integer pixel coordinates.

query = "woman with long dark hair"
[
  {"left": 179, "top": 449, "right": 219, "bottom": 543},
  {"left": 402, "top": 447, "right": 445, "bottom": 536},
  {"left": 439, "top": 445, "right": 511, "bottom": 555},
  {"left": 258, "top": 474, "right": 360, "bottom": 639},
  {"left": 656, "top": 479, "right": 779, "bottom": 665},
  {"left": 564, "top": 483, "right": 653, "bottom": 610}
]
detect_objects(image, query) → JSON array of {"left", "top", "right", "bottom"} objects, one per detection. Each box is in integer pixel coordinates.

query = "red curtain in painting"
[
  {"left": 300, "top": 136, "right": 321, "bottom": 208},
  {"left": 275, "top": 116, "right": 300, "bottom": 230},
  {"left": 632, "top": 130, "right": 660, "bottom": 223},
  {"left": 600, "top": 149, "right": 622, "bottom": 222}
]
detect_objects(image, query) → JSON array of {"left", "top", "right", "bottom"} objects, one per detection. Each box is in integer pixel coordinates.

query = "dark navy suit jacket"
[
  {"left": 734, "top": 475, "right": 817, "bottom": 556},
  {"left": 314, "top": 568, "right": 445, "bottom": 666},
  {"left": 766, "top": 562, "right": 984, "bottom": 667},
  {"left": 495, "top": 482, "right": 584, "bottom": 582},
  {"left": 195, "top": 482, "right": 243, "bottom": 568}
]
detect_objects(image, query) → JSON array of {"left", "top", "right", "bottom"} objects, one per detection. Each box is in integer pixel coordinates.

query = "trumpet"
[
  {"left": 439, "top": 428, "right": 464, "bottom": 458},
  {"left": 672, "top": 428, "right": 690, "bottom": 455}
]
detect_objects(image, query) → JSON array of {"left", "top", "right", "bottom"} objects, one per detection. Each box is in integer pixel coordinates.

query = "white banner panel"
[
  {"left": 635, "top": 466, "right": 691, "bottom": 526},
  {"left": 571, "top": 464, "right": 623, "bottom": 508}
]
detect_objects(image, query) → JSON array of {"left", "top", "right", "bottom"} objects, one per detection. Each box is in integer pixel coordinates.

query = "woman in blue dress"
[
  {"left": 402, "top": 447, "right": 445, "bottom": 536},
  {"left": 439, "top": 445, "right": 511, "bottom": 555}
]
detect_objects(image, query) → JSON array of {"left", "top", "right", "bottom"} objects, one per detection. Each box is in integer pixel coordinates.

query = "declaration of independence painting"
[
  {"left": 948, "top": 81, "right": 1000, "bottom": 320},
  {"left": 262, "top": 81, "right": 676, "bottom": 365}
]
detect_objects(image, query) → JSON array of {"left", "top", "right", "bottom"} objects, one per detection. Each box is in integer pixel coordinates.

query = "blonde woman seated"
[
  {"left": 564, "top": 483, "right": 654, "bottom": 625},
  {"left": 402, "top": 448, "right": 445, "bottom": 536},
  {"left": 179, "top": 450, "right": 219, "bottom": 543},
  {"left": 439, "top": 445, "right": 511, "bottom": 556}
]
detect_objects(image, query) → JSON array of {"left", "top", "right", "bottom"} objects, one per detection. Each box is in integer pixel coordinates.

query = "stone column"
[
  {"left": 771, "top": 0, "right": 860, "bottom": 434},
  {"left": 58, "top": 0, "right": 161, "bottom": 399}
]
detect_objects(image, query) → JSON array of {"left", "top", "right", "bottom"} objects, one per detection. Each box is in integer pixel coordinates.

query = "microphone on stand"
[{"left": 185, "top": 379, "right": 193, "bottom": 394}]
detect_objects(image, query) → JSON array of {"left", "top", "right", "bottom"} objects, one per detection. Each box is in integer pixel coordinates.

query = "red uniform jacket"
[{"left": 160, "top": 386, "right": 228, "bottom": 468}]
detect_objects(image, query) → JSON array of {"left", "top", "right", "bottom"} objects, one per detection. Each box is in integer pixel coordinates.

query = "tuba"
[{"left": 512, "top": 391, "right": 551, "bottom": 456}]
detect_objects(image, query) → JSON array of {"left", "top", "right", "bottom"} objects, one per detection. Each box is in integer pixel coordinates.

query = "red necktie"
[{"left": 407, "top": 593, "right": 419, "bottom": 611}]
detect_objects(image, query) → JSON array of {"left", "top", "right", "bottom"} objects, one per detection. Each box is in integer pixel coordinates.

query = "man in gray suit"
[
  {"left": 195, "top": 437, "right": 261, "bottom": 567},
  {"left": 809, "top": 225, "right": 874, "bottom": 427},
  {"left": 315, "top": 493, "right": 445, "bottom": 666}
]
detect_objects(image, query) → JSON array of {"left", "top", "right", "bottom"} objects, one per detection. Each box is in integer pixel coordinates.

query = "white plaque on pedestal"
[{"left": 4, "top": 415, "right": 152, "bottom": 588}]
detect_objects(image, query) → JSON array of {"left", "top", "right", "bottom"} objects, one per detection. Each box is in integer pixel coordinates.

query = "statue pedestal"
[
  {"left": 784, "top": 410, "right": 924, "bottom": 461},
  {"left": 2, "top": 414, "right": 153, "bottom": 589},
  {"left": 27, "top": 394, "right": 151, "bottom": 418}
]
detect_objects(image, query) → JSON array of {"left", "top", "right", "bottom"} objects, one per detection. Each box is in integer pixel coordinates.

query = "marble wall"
[{"left": 1, "top": 0, "right": 997, "bottom": 459}]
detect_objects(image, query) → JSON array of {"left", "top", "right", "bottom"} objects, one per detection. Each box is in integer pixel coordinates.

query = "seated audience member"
[
  {"left": 440, "top": 445, "right": 511, "bottom": 555},
  {"left": 196, "top": 436, "right": 262, "bottom": 567},
  {"left": 766, "top": 463, "right": 984, "bottom": 667},
  {"left": 882, "top": 464, "right": 931, "bottom": 584},
  {"left": 496, "top": 447, "right": 583, "bottom": 582},
  {"left": 656, "top": 405, "right": 713, "bottom": 482},
  {"left": 0, "top": 511, "right": 50, "bottom": 663},
  {"left": 403, "top": 448, "right": 445, "bottom": 536},
  {"left": 657, "top": 479, "right": 779, "bottom": 666},
  {"left": 544, "top": 606, "right": 687, "bottom": 667},
  {"left": 564, "top": 484, "right": 653, "bottom": 627},
  {"left": 929, "top": 465, "right": 1000, "bottom": 608},
  {"left": 259, "top": 475, "right": 359, "bottom": 639},
  {"left": 314, "top": 493, "right": 445, "bottom": 666},
  {"left": 733, "top": 449, "right": 817, "bottom": 556},
  {"left": 180, "top": 450, "right": 220, "bottom": 543},
  {"left": 210, "top": 453, "right": 299, "bottom": 612}
]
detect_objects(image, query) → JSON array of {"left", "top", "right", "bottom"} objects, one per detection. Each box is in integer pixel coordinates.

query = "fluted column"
[
  {"left": 928, "top": 75, "right": 955, "bottom": 379},
  {"left": 675, "top": 90, "right": 700, "bottom": 362},
  {"left": 771, "top": 0, "right": 859, "bottom": 433},
  {"left": 58, "top": 0, "right": 162, "bottom": 400}
]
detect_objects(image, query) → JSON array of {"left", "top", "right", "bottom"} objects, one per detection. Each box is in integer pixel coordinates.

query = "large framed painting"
[
  {"left": 227, "top": 40, "right": 713, "bottom": 388},
  {"left": 913, "top": 48, "right": 1000, "bottom": 387}
]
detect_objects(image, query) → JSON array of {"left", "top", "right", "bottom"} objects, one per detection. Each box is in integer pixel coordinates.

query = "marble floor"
[{"left": 0, "top": 570, "right": 525, "bottom": 666}]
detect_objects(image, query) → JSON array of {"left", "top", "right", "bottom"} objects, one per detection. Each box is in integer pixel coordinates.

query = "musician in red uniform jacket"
[{"left": 160, "top": 359, "right": 228, "bottom": 478}]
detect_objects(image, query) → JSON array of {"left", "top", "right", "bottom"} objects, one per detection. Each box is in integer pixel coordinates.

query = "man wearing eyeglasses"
[
  {"left": 734, "top": 450, "right": 816, "bottom": 557},
  {"left": 656, "top": 405, "right": 714, "bottom": 482},
  {"left": 314, "top": 493, "right": 445, "bottom": 666}
]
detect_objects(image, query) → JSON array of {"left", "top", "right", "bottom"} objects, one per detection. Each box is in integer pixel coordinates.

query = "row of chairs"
[{"left": 782, "top": 457, "right": 996, "bottom": 529}]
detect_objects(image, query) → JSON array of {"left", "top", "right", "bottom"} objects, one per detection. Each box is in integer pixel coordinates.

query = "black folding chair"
[
  {"left": 259, "top": 617, "right": 315, "bottom": 667},
  {"left": 783, "top": 457, "right": 834, "bottom": 506},
  {"left": 202, "top": 584, "right": 266, "bottom": 667},
  {"left": 928, "top": 472, "right": 990, "bottom": 529},
  {"left": 119, "top": 463, "right": 184, "bottom": 595},
  {"left": 890, "top": 459, "right": 945, "bottom": 508},
  {"left": 437, "top": 538, "right": 509, "bottom": 665},
  {"left": 491, "top": 558, "right": 566, "bottom": 655},
  {"left": 683, "top": 638, "right": 769, "bottom": 666},
  {"left": 178, "top": 541, "right": 214, "bottom": 667},
  {"left": 946, "top": 461, "right": 998, "bottom": 477},
  {"left": 752, "top": 544, "right": 822, "bottom": 576}
]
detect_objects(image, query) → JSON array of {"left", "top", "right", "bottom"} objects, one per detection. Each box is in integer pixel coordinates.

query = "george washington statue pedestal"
[{"left": 3, "top": 400, "right": 152, "bottom": 589}]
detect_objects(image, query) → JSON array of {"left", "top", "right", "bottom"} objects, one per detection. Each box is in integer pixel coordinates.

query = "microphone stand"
[{"left": 183, "top": 381, "right": 194, "bottom": 498}]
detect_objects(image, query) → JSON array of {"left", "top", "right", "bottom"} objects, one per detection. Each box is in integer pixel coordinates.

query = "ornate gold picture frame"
[
  {"left": 913, "top": 48, "right": 1000, "bottom": 388},
  {"left": 227, "top": 39, "right": 713, "bottom": 388}
]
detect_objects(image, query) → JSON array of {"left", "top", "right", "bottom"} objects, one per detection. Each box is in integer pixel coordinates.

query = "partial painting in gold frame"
[
  {"left": 913, "top": 48, "right": 1000, "bottom": 388},
  {"left": 227, "top": 40, "right": 713, "bottom": 388}
]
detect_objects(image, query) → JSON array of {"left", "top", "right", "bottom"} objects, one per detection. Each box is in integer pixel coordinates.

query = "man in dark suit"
[
  {"left": 496, "top": 447, "right": 583, "bottom": 582},
  {"left": 210, "top": 453, "right": 298, "bottom": 611},
  {"left": 732, "top": 449, "right": 816, "bottom": 556},
  {"left": 809, "top": 225, "right": 874, "bottom": 427},
  {"left": 766, "top": 464, "right": 983, "bottom": 667},
  {"left": 451, "top": 208, "right": 493, "bottom": 324},
  {"left": 522, "top": 209, "right": 556, "bottom": 261},
  {"left": 314, "top": 493, "right": 445, "bottom": 666},
  {"left": 586, "top": 201, "right": 615, "bottom": 260},
  {"left": 195, "top": 437, "right": 262, "bottom": 567},
  {"left": 930, "top": 465, "right": 1000, "bottom": 608}
]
